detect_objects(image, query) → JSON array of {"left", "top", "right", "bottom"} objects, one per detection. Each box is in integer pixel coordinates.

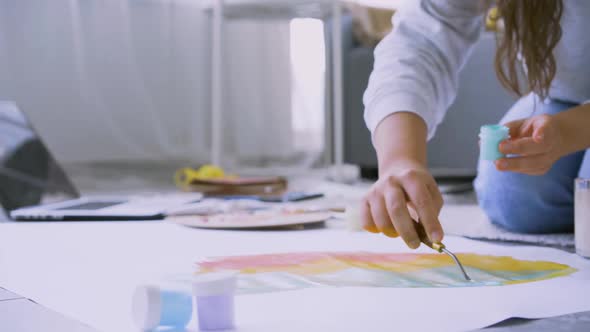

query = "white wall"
[{"left": 0, "top": 0, "right": 294, "bottom": 165}]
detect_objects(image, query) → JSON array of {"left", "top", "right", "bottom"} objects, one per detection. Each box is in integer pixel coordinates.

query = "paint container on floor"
[
  {"left": 575, "top": 178, "right": 590, "bottom": 258},
  {"left": 479, "top": 124, "right": 510, "bottom": 161},
  {"left": 344, "top": 204, "right": 363, "bottom": 232},
  {"left": 131, "top": 284, "right": 193, "bottom": 331},
  {"left": 326, "top": 163, "right": 361, "bottom": 184},
  {"left": 193, "top": 271, "right": 238, "bottom": 331}
]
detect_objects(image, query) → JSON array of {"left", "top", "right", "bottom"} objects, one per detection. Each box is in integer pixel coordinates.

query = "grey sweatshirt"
[{"left": 363, "top": 0, "right": 590, "bottom": 140}]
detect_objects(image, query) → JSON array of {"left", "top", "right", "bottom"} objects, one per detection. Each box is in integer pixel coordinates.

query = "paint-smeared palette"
[
  {"left": 168, "top": 210, "right": 332, "bottom": 229},
  {"left": 196, "top": 252, "right": 576, "bottom": 293}
]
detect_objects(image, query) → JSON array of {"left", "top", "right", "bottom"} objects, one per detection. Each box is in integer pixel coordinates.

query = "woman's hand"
[
  {"left": 360, "top": 159, "right": 444, "bottom": 249},
  {"left": 497, "top": 114, "right": 567, "bottom": 175}
]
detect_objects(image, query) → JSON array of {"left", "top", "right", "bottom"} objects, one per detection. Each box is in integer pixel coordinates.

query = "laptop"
[
  {"left": 0, "top": 287, "right": 97, "bottom": 332},
  {"left": 0, "top": 101, "right": 201, "bottom": 221}
]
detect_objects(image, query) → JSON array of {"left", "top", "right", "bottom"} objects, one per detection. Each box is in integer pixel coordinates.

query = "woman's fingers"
[
  {"left": 402, "top": 179, "right": 443, "bottom": 243},
  {"left": 531, "top": 114, "right": 554, "bottom": 143},
  {"left": 499, "top": 137, "right": 551, "bottom": 156},
  {"left": 360, "top": 200, "right": 379, "bottom": 233},
  {"left": 502, "top": 115, "right": 554, "bottom": 148},
  {"left": 503, "top": 119, "right": 527, "bottom": 138},
  {"left": 384, "top": 185, "right": 418, "bottom": 243},
  {"left": 496, "top": 154, "right": 552, "bottom": 174},
  {"left": 368, "top": 195, "right": 399, "bottom": 238},
  {"left": 496, "top": 115, "right": 564, "bottom": 176},
  {"left": 427, "top": 180, "right": 444, "bottom": 215}
]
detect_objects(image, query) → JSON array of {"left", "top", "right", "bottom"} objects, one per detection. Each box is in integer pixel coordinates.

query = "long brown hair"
[{"left": 494, "top": 0, "right": 564, "bottom": 99}]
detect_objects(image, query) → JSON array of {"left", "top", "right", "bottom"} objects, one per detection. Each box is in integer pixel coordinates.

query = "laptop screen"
[{"left": 0, "top": 102, "right": 79, "bottom": 212}]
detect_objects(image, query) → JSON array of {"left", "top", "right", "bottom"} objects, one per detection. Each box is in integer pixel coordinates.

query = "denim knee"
[
  {"left": 474, "top": 161, "right": 574, "bottom": 234},
  {"left": 472, "top": 95, "right": 580, "bottom": 233}
]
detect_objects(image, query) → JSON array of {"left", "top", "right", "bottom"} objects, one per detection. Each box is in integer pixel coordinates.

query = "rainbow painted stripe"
[{"left": 197, "top": 252, "right": 576, "bottom": 294}]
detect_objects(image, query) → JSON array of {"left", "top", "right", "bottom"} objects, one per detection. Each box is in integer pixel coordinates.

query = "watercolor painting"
[{"left": 196, "top": 252, "right": 577, "bottom": 294}]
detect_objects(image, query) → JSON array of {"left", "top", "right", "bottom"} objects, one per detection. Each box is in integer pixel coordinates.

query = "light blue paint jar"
[
  {"left": 479, "top": 124, "right": 510, "bottom": 161},
  {"left": 132, "top": 285, "right": 193, "bottom": 330}
]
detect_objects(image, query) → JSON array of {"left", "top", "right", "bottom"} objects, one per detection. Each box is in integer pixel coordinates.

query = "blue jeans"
[{"left": 474, "top": 94, "right": 590, "bottom": 233}]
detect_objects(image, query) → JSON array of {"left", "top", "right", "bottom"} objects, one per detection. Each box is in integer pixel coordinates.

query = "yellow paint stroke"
[{"left": 196, "top": 252, "right": 577, "bottom": 293}]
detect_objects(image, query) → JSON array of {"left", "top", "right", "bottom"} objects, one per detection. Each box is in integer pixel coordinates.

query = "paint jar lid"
[
  {"left": 479, "top": 124, "right": 509, "bottom": 138},
  {"left": 132, "top": 285, "right": 193, "bottom": 330},
  {"left": 193, "top": 271, "right": 238, "bottom": 297}
]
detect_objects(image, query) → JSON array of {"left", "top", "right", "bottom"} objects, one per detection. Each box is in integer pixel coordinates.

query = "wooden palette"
[{"left": 167, "top": 210, "right": 332, "bottom": 230}]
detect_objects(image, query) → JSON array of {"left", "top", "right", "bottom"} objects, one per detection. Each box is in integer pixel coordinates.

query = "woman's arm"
[
  {"left": 374, "top": 113, "right": 428, "bottom": 171},
  {"left": 362, "top": 112, "right": 445, "bottom": 248},
  {"left": 361, "top": 0, "right": 489, "bottom": 248},
  {"left": 364, "top": 0, "right": 488, "bottom": 140}
]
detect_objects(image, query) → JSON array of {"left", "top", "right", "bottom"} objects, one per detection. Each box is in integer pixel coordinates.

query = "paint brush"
[{"left": 413, "top": 222, "right": 472, "bottom": 281}]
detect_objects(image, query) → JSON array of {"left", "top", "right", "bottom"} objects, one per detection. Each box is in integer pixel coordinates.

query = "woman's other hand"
[{"left": 497, "top": 114, "right": 567, "bottom": 175}]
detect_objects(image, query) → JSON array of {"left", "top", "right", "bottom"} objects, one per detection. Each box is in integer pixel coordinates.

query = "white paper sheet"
[
  {"left": 0, "top": 287, "right": 22, "bottom": 301},
  {"left": 0, "top": 222, "right": 589, "bottom": 332},
  {"left": 231, "top": 245, "right": 590, "bottom": 332},
  {"left": 0, "top": 299, "right": 96, "bottom": 332}
]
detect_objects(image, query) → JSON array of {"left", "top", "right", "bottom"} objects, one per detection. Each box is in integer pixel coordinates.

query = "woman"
[{"left": 361, "top": 0, "right": 590, "bottom": 248}]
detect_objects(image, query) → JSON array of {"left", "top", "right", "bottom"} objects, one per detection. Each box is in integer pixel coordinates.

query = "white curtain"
[{"left": 0, "top": 0, "right": 320, "bottom": 167}]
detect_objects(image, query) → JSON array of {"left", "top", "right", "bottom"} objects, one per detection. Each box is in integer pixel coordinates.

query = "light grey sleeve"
[{"left": 363, "top": 0, "right": 488, "bottom": 140}]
